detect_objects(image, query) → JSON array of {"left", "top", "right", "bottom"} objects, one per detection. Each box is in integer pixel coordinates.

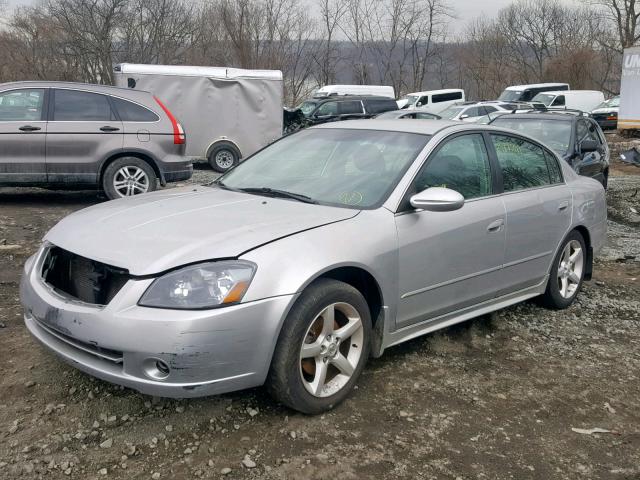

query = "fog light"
[{"left": 142, "top": 358, "right": 171, "bottom": 380}]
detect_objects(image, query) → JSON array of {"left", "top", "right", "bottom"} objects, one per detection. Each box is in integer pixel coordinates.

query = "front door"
[
  {"left": 0, "top": 88, "right": 48, "bottom": 184},
  {"left": 395, "top": 133, "right": 506, "bottom": 328},
  {"left": 46, "top": 88, "right": 123, "bottom": 185}
]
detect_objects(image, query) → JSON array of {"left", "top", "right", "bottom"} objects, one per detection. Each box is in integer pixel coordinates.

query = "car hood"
[
  {"left": 45, "top": 186, "right": 358, "bottom": 275},
  {"left": 592, "top": 106, "right": 618, "bottom": 114}
]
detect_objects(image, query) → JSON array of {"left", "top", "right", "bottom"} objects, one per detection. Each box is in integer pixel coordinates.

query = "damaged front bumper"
[{"left": 20, "top": 250, "right": 294, "bottom": 398}]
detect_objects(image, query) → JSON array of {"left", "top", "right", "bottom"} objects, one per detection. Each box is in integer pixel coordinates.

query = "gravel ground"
[{"left": 0, "top": 155, "right": 638, "bottom": 480}]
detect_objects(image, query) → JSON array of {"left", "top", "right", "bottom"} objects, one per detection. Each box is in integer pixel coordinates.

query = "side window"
[
  {"left": 432, "top": 92, "right": 463, "bottom": 103},
  {"left": 418, "top": 96, "right": 430, "bottom": 106},
  {"left": 415, "top": 112, "right": 435, "bottom": 119},
  {"left": 552, "top": 96, "right": 565, "bottom": 106},
  {"left": 484, "top": 106, "right": 497, "bottom": 114},
  {"left": 0, "top": 89, "right": 45, "bottom": 121},
  {"left": 53, "top": 90, "right": 116, "bottom": 121},
  {"left": 111, "top": 97, "right": 159, "bottom": 122},
  {"left": 463, "top": 107, "right": 481, "bottom": 117},
  {"left": 339, "top": 101, "right": 364, "bottom": 115},
  {"left": 491, "top": 134, "right": 552, "bottom": 191},
  {"left": 414, "top": 134, "right": 493, "bottom": 200},
  {"left": 545, "top": 151, "right": 563, "bottom": 184},
  {"left": 315, "top": 101, "right": 338, "bottom": 116},
  {"left": 366, "top": 99, "right": 396, "bottom": 114}
]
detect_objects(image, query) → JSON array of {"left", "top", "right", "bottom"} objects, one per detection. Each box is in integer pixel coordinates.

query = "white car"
[{"left": 438, "top": 102, "right": 517, "bottom": 122}]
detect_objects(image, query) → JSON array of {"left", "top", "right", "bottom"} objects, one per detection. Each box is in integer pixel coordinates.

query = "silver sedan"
[{"left": 20, "top": 120, "right": 607, "bottom": 414}]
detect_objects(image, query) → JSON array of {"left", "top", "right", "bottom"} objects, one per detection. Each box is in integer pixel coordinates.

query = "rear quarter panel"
[{"left": 566, "top": 165, "right": 607, "bottom": 254}]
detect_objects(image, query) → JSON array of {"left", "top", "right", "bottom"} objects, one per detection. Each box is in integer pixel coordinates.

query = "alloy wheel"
[
  {"left": 113, "top": 166, "right": 150, "bottom": 197},
  {"left": 557, "top": 239, "right": 584, "bottom": 299},
  {"left": 299, "top": 302, "right": 364, "bottom": 398}
]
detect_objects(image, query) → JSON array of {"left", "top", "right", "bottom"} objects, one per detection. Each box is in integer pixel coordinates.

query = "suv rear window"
[
  {"left": 339, "top": 100, "right": 364, "bottom": 115},
  {"left": 365, "top": 99, "right": 397, "bottom": 114},
  {"left": 53, "top": 89, "right": 116, "bottom": 121},
  {"left": 111, "top": 97, "right": 159, "bottom": 122},
  {"left": 432, "top": 92, "right": 463, "bottom": 103}
]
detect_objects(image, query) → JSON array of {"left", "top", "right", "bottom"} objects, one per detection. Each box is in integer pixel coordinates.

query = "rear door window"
[
  {"left": 315, "top": 101, "right": 338, "bottom": 116},
  {"left": 365, "top": 99, "right": 396, "bottom": 114},
  {"left": 0, "top": 89, "right": 45, "bottom": 121},
  {"left": 491, "top": 134, "right": 552, "bottom": 191},
  {"left": 53, "top": 89, "right": 116, "bottom": 121},
  {"left": 111, "top": 97, "right": 159, "bottom": 122},
  {"left": 339, "top": 101, "right": 364, "bottom": 115}
]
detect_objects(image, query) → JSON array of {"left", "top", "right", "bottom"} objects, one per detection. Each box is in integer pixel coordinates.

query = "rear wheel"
[
  {"left": 208, "top": 142, "right": 240, "bottom": 173},
  {"left": 539, "top": 231, "right": 586, "bottom": 309},
  {"left": 267, "top": 279, "right": 371, "bottom": 414},
  {"left": 102, "top": 157, "right": 157, "bottom": 200}
]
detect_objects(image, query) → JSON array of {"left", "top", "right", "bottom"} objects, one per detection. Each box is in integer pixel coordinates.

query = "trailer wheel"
[{"left": 208, "top": 142, "right": 241, "bottom": 173}]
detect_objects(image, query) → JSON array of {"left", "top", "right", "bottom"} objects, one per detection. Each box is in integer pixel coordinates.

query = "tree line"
[{"left": 0, "top": 0, "right": 637, "bottom": 105}]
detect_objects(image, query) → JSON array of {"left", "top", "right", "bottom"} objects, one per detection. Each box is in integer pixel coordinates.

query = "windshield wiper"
[{"left": 237, "top": 187, "right": 318, "bottom": 204}]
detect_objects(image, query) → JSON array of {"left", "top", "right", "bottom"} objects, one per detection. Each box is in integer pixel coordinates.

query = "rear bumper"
[{"left": 157, "top": 155, "right": 193, "bottom": 183}]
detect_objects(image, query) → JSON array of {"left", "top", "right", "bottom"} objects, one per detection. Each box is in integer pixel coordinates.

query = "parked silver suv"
[{"left": 0, "top": 82, "right": 192, "bottom": 199}]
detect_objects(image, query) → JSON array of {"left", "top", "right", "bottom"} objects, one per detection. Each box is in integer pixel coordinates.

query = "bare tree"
[
  {"left": 586, "top": 0, "right": 640, "bottom": 51},
  {"left": 313, "top": 0, "right": 347, "bottom": 86}
]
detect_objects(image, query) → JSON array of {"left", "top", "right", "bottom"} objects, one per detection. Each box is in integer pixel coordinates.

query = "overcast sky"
[{"left": 3, "top": 0, "right": 580, "bottom": 34}]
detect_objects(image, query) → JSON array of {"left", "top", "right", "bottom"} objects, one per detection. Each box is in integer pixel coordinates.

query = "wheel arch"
[
  {"left": 205, "top": 138, "right": 243, "bottom": 160},
  {"left": 551, "top": 225, "right": 593, "bottom": 281}
]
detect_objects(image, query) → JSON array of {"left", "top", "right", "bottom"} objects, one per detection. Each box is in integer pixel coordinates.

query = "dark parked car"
[
  {"left": 0, "top": 81, "right": 192, "bottom": 199},
  {"left": 296, "top": 96, "right": 398, "bottom": 125},
  {"left": 489, "top": 112, "right": 610, "bottom": 188}
]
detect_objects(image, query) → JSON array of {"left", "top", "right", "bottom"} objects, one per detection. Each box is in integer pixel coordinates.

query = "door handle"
[
  {"left": 100, "top": 126, "right": 120, "bottom": 132},
  {"left": 19, "top": 125, "right": 41, "bottom": 132},
  {"left": 487, "top": 219, "right": 504, "bottom": 232},
  {"left": 558, "top": 201, "right": 569, "bottom": 211}
]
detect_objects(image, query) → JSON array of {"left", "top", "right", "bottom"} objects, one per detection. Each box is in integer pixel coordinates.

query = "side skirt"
[{"left": 379, "top": 276, "right": 548, "bottom": 353}]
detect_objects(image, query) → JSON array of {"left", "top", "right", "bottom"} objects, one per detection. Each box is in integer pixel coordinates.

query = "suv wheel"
[
  {"left": 208, "top": 142, "right": 240, "bottom": 173},
  {"left": 267, "top": 279, "right": 371, "bottom": 414},
  {"left": 103, "top": 157, "right": 157, "bottom": 200}
]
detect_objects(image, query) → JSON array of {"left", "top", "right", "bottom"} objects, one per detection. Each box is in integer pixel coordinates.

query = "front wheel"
[
  {"left": 267, "top": 279, "right": 371, "bottom": 414},
  {"left": 539, "top": 231, "right": 586, "bottom": 309}
]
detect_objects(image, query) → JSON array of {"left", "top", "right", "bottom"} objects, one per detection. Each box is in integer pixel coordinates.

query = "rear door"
[
  {"left": 489, "top": 133, "right": 570, "bottom": 294},
  {"left": 0, "top": 88, "right": 48, "bottom": 184},
  {"left": 574, "top": 118, "right": 606, "bottom": 181},
  {"left": 338, "top": 100, "right": 365, "bottom": 120},
  {"left": 46, "top": 89, "right": 123, "bottom": 184}
]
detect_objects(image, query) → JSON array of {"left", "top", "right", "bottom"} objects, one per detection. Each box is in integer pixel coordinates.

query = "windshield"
[
  {"left": 531, "top": 93, "right": 555, "bottom": 106},
  {"left": 498, "top": 90, "right": 524, "bottom": 102},
  {"left": 402, "top": 95, "right": 419, "bottom": 106},
  {"left": 595, "top": 96, "right": 620, "bottom": 109},
  {"left": 491, "top": 117, "right": 573, "bottom": 154},
  {"left": 298, "top": 101, "right": 318, "bottom": 116},
  {"left": 217, "top": 129, "right": 430, "bottom": 209},
  {"left": 439, "top": 106, "right": 464, "bottom": 119}
]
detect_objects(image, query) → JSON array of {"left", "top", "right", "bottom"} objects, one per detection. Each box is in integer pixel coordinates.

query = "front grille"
[{"left": 41, "top": 246, "right": 130, "bottom": 305}]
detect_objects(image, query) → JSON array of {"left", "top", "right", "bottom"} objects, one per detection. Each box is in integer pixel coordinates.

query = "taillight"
[{"left": 154, "top": 96, "right": 185, "bottom": 145}]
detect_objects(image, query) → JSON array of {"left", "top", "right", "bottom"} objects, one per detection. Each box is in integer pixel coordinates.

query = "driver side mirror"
[
  {"left": 409, "top": 187, "right": 465, "bottom": 212},
  {"left": 580, "top": 139, "right": 598, "bottom": 152},
  {"left": 459, "top": 114, "right": 469, "bottom": 120}
]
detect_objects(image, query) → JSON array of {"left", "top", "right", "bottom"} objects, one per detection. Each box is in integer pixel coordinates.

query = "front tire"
[
  {"left": 267, "top": 279, "right": 371, "bottom": 414},
  {"left": 539, "top": 231, "right": 586, "bottom": 309},
  {"left": 102, "top": 157, "right": 157, "bottom": 200}
]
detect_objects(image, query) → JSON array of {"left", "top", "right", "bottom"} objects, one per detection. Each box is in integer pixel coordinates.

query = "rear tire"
[
  {"left": 102, "top": 157, "right": 157, "bottom": 200},
  {"left": 208, "top": 142, "right": 240, "bottom": 173},
  {"left": 267, "top": 279, "right": 371, "bottom": 414},
  {"left": 539, "top": 231, "right": 586, "bottom": 309}
]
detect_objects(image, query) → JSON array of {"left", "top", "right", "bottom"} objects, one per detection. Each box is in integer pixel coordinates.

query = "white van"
[
  {"left": 531, "top": 90, "right": 605, "bottom": 112},
  {"left": 313, "top": 85, "right": 395, "bottom": 99},
  {"left": 498, "top": 83, "right": 569, "bottom": 102},
  {"left": 397, "top": 89, "right": 465, "bottom": 112}
]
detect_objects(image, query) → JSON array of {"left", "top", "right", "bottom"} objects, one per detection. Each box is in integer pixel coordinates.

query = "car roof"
[
  {"left": 491, "top": 112, "right": 578, "bottom": 122},
  {"left": 406, "top": 88, "right": 464, "bottom": 96},
  {"left": 313, "top": 95, "right": 395, "bottom": 103},
  {"left": 534, "top": 90, "right": 602, "bottom": 96},
  {"left": 312, "top": 119, "right": 461, "bottom": 135},
  {"left": 505, "top": 83, "right": 569, "bottom": 90},
  {"left": 0, "top": 81, "right": 145, "bottom": 95}
]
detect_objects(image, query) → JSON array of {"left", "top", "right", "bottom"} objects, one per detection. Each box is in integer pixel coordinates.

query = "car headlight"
[{"left": 139, "top": 261, "right": 256, "bottom": 310}]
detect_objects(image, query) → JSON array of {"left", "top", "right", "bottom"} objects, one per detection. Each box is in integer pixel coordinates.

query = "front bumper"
[{"left": 20, "top": 252, "right": 295, "bottom": 398}]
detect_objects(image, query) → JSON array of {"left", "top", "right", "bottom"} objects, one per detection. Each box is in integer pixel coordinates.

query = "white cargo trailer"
[
  {"left": 618, "top": 47, "right": 640, "bottom": 134},
  {"left": 114, "top": 63, "right": 284, "bottom": 172}
]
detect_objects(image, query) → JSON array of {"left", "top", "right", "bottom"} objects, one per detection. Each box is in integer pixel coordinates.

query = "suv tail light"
[{"left": 154, "top": 96, "right": 185, "bottom": 145}]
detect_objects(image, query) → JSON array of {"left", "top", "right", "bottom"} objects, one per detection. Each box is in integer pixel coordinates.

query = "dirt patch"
[{"left": 1, "top": 155, "right": 639, "bottom": 479}]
